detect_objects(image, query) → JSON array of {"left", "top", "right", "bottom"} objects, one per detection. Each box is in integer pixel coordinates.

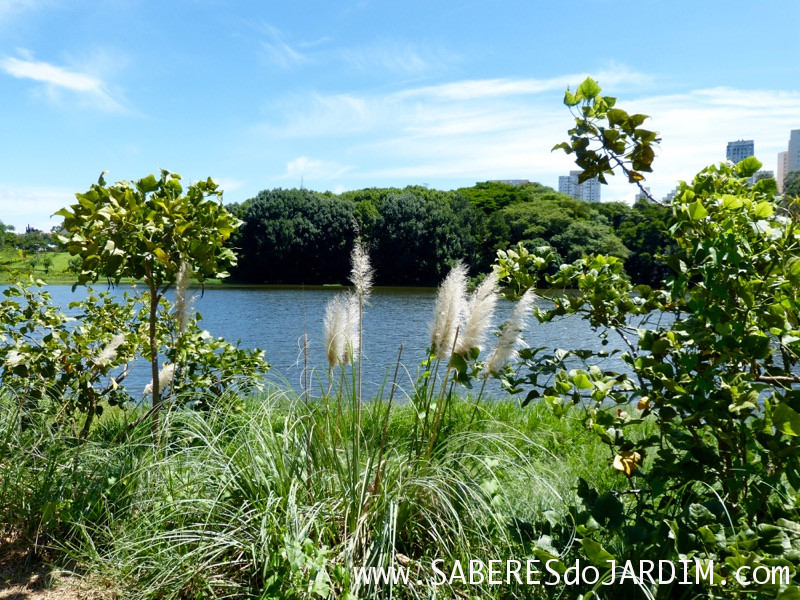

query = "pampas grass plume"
[
  {"left": 431, "top": 262, "right": 468, "bottom": 359},
  {"left": 350, "top": 238, "right": 373, "bottom": 304},
  {"left": 94, "top": 332, "right": 126, "bottom": 367},
  {"left": 144, "top": 362, "right": 176, "bottom": 395},
  {"left": 485, "top": 289, "right": 535, "bottom": 376},
  {"left": 173, "top": 260, "right": 193, "bottom": 335},
  {"left": 456, "top": 272, "right": 498, "bottom": 356},
  {"left": 324, "top": 293, "right": 353, "bottom": 368}
]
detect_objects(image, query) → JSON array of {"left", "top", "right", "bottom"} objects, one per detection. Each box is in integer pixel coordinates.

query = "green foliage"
[
  {"left": 494, "top": 81, "right": 800, "bottom": 597},
  {"left": 0, "top": 279, "right": 268, "bottom": 439},
  {"left": 234, "top": 188, "right": 356, "bottom": 283},
  {"left": 1, "top": 388, "right": 592, "bottom": 599},
  {"left": 553, "top": 76, "right": 660, "bottom": 194},
  {"left": 785, "top": 170, "right": 800, "bottom": 198},
  {"left": 57, "top": 169, "right": 241, "bottom": 433},
  {"left": 231, "top": 181, "right": 669, "bottom": 286},
  {"left": 369, "top": 192, "right": 469, "bottom": 285},
  {"left": 0, "top": 280, "right": 140, "bottom": 437},
  {"left": 57, "top": 170, "right": 239, "bottom": 287}
]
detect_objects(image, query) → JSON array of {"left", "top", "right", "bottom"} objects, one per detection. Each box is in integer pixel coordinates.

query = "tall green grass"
[{"left": 0, "top": 385, "right": 615, "bottom": 598}]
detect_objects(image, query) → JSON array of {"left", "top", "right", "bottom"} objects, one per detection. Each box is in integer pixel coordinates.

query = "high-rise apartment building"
[
  {"left": 558, "top": 171, "right": 601, "bottom": 202},
  {"left": 788, "top": 129, "right": 800, "bottom": 172},
  {"left": 778, "top": 151, "right": 789, "bottom": 193},
  {"left": 727, "top": 140, "right": 754, "bottom": 164}
]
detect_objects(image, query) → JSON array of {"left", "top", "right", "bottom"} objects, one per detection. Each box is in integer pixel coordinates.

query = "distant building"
[
  {"left": 778, "top": 151, "right": 789, "bottom": 193},
  {"left": 489, "top": 179, "right": 529, "bottom": 186},
  {"left": 635, "top": 187, "right": 651, "bottom": 202},
  {"left": 789, "top": 129, "right": 800, "bottom": 172},
  {"left": 727, "top": 140, "right": 754, "bottom": 164},
  {"left": 663, "top": 186, "right": 680, "bottom": 203},
  {"left": 558, "top": 171, "right": 601, "bottom": 202}
]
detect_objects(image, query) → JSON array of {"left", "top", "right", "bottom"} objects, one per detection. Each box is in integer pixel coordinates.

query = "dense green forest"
[{"left": 227, "top": 181, "right": 674, "bottom": 287}]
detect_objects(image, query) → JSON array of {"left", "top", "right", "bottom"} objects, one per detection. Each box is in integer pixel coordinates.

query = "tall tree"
[{"left": 234, "top": 188, "right": 355, "bottom": 283}]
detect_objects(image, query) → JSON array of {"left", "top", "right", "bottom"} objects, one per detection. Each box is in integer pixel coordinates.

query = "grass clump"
[{"left": 0, "top": 385, "right": 614, "bottom": 599}]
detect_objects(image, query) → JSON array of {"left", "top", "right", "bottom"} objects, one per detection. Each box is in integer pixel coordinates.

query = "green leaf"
[
  {"left": 137, "top": 174, "right": 159, "bottom": 193},
  {"left": 153, "top": 247, "right": 171, "bottom": 266},
  {"left": 577, "top": 77, "right": 602, "bottom": 100},
  {"left": 736, "top": 156, "right": 762, "bottom": 177},
  {"left": 551, "top": 142, "right": 573, "bottom": 154},
  {"left": 687, "top": 200, "right": 708, "bottom": 221},
  {"left": 753, "top": 201, "right": 774, "bottom": 218},
  {"left": 607, "top": 108, "right": 628, "bottom": 127},
  {"left": 742, "top": 334, "right": 771, "bottom": 359},
  {"left": 773, "top": 403, "right": 800, "bottom": 437},
  {"left": 580, "top": 538, "right": 615, "bottom": 567},
  {"left": 573, "top": 373, "right": 593, "bottom": 389},
  {"left": 777, "top": 585, "right": 800, "bottom": 600}
]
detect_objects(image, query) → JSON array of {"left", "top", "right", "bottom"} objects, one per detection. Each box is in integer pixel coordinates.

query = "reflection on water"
[{"left": 16, "top": 284, "right": 643, "bottom": 400}]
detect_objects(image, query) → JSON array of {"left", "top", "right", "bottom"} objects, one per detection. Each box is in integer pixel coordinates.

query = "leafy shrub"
[{"left": 496, "top": 79, "right": 800, "bottom": 597}]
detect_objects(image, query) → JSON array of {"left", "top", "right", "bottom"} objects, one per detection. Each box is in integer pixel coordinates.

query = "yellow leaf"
[
  {"left": 637, "top": 396, "right": 651, "bottom": 410},
  {"left": 613, "top": 451, "right": 642, "bottom": 477},
  {"left": 111, "top": 377, "right": 118, "bottom": 390}
]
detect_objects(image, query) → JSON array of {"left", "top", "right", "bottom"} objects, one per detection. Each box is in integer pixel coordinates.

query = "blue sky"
[{"left": 2, "top": 0, "right": 800, "bottom": 231}]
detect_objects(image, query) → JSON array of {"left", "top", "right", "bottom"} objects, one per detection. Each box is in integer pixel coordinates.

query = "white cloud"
[
  {"left": 280, "top": 156, "right": 352, "bottom": 182},
  {"left": 255, "top": 68, "right": 800, "bottom": 201},
  {"left": 260, "top": 24, "right": 309, "bottom": 68},
  {"left": 0, "top": 55, "right": 125, "bottom": 112},
  {"left": 212, "top": 177, "right": 245, "bottom": 194},
  {"left": 0, "top": 185, "right": 74, "bottom": 232},
  {"left": 338, "top": 38, "right": 453, "bottom": 76}
]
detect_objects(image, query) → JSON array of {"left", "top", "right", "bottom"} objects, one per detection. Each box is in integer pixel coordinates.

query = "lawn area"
[{"left": 0, "top": 250, "right": 75, "bottom": 283}]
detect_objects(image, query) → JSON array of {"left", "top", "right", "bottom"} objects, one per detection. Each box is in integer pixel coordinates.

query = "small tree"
[{"left": 57, "top": 169, "right": 240, "bottom": 439}]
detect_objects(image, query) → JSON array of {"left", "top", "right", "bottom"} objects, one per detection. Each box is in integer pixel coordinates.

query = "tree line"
[{"left": 227, "top": 181, "right": 675, "bottom": 287}]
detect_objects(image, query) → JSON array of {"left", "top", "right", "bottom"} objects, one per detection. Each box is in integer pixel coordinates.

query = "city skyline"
[{"left": 2, "top": 1, "right": 800, "bottom": 231}]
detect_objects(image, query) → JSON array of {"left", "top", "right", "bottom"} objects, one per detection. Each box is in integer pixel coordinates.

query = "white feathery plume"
[
  {"left": 5, "top": 350, "right": 23, "bottom": 368},
  {"left": 323, "top": 293, "right": 352, "bottom": 368},
  {"left": 430, "top": 262, "right": 468, "bottom": 359},
  {"left": 346, "top": 292, "right": 361, "bottom": 361},
  {"left": 456, "top": 272, "right": 499, "bottom": 356},
  {"left": 94, "top": 332, "right": 126, "bottom": 367},
  {"left": 349, "top": 238, "right": 373, "bottom": 304},
  {"left": 484, "top": 289, "right": 535, "bottom": 376},
  {"left": 144, "top": 362, "right": 176, "bottom": 395},
  {"left": 173, "top": 260, "right": 193, "bottom": 335}
]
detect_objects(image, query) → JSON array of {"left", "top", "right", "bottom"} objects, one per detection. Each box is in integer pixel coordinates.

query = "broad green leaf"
[
  {"left": 580, "top": 538, "right": 615, "bottom": 567},
  {"left": 573, "top": 373, "right": 593, "bottom": 389},
  {"left": 777, "top": 586, "right": 800, "bottom": 600},
  {"left": 736, "top": 155, "right": 762, "bottom": 177},
  {"left": 773, "top": 403, "right": 800, "bottom": 436},
  {"left": 153, "top": 247, "right": 171, "bottom": 266},
  {"left": 577, "top": 77, "right": 602, "bottom": 100},
  {"left": 687, "top": 199, "right": 708, "bottom": 220},
  {"left": 753, "top": 201, "right": 774, "bottom": 218}
]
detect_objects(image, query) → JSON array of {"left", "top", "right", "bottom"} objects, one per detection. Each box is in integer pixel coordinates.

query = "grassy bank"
[{"left": 0, "top": 387, "right": 631, "bottom": 599}]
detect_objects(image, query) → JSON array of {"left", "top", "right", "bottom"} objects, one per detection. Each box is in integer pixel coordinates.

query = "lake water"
[{"left": 16, "top": 284, "right": 640, "bottom": 400}]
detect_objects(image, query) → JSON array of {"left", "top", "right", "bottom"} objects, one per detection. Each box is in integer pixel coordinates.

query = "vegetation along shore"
[{"left": 2, "top": 80, "right": 800, "bottom": 599}]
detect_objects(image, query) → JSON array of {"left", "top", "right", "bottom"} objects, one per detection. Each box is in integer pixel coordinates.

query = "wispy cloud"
[
  {"left": 280, "top": 156, "right": 352, "bottom": 183},
  {"left": 0, "top": 0, "right": 41, "bottom": 22},
  {"left": 339, "top": 38, "right": 454, "bottom": 76},
  {"left": 0, "top": 185, "right": 74, "bottom": 231},
  {"left": 254, "top": 66, "right": 800, "bottom": 202},
  {"left": 0, "top": 54, "right": 125, "bottom": 112},
  {"left": 260, "top": 24, "right": 309, "bottom": 68}
]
